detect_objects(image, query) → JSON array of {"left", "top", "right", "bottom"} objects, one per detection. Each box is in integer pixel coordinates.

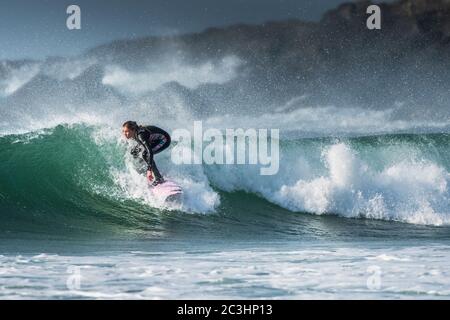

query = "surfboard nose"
[{"left": 151, "top": 180, "right": 183, "bottom": 203}]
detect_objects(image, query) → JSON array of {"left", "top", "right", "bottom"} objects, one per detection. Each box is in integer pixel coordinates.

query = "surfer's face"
[{"left": 122, "top": 126, "right": 135, "bottom": 139}]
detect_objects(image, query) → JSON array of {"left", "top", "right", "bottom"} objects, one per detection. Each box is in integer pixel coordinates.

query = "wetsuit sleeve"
[
  {"left": 148, "top": 126, "right": 171, "bottom": 142},
  {"left": 137, "top": 132, "right": 154, "bottom": 171}
]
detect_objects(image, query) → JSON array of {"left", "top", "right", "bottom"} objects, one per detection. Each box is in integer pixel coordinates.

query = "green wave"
[{"left": 0, "top": 125, "right": 156, "bottom": 235}]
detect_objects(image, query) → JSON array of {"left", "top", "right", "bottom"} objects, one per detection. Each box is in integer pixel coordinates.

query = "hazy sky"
[{"left": 1, "top": 0, "right": 354, "bottom": 60}]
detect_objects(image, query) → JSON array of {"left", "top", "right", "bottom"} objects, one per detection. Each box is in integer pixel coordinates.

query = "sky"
[{"left": 1, "top": 0, "right": 356, "bottom": 60}]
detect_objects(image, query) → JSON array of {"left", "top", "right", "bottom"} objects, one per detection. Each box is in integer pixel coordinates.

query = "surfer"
[{"left": 122, "top": 121, "right": 171, "bottom": 186}]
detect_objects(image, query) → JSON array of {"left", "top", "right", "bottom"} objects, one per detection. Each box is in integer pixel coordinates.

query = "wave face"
[{"left": 1, "top": 124, "right": 449, "bottom": 235}]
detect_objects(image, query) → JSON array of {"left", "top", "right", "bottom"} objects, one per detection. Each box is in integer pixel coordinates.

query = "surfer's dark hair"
[{"left": 122, "top": 121, "right": 139, "bottom": 131}]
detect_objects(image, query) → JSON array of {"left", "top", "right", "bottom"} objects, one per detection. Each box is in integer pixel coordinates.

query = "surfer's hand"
[{"left": 146, "top": 170, "right": 154, "bottom": 182}]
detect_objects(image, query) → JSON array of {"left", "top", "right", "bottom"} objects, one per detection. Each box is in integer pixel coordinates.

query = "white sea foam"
[
  {"left": 102, "top": 55, "right": 242, "bottom": 95},
  {"left": 198, "top": 139, "right": 450, "bottom": 225},
  {"left": 1, "top": 245, "right": 450, "bottom": 299},
  {"left": 271, "top": 144, "right": 450, "bottom": 225},
  {"left": 42, "top": 57, "right": 97, "bottom": 81}
]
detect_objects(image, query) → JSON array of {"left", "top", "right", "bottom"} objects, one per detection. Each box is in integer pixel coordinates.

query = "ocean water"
[{"left": 1, "top": 123, "right": 450, "bottom": 299}]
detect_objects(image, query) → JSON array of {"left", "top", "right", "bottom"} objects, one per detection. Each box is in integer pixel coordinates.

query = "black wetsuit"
[{"left": 132, "top": 125, "right": 171, "bottom": 183}]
